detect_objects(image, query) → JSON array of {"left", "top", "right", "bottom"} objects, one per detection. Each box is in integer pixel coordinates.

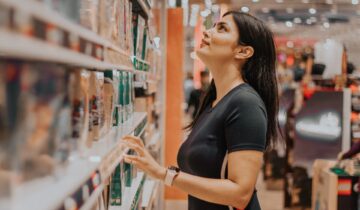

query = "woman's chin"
[{"left": 195, "top": 49, "right": 209, "bottom": 62}]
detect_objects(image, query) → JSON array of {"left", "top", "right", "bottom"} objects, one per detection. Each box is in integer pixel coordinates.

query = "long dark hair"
[{"left": 186, "top": 11, "right": 280, "bottom": 149}]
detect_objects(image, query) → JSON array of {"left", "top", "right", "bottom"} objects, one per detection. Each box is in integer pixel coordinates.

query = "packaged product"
[
  {"left": 126, "top": 0, "right": 133, "bottom": 54},
  {"left": 88, "top": 71, "right": 104, "bottom": 141},
  {"left": 13, "top": 9, "right": 32, "bottom": 36},
  {"left": 69, "top": 69, "right": 90, "bottom": 155},
  {"left": 0, "top": 3, "right": 10, "bottom": 29},
  {"left": 98, "top": 0, "right": 116, "bottom": 40},
  {"left": 110, "top": 162, "right": 124, "bottom": 205},
  {"left": 118, "top": 71, "right": 125, "bottom": 124},
  {"left": 112, "top": 71, "right": 120, "bottom": 126},
  {"left": 79, "top": 0, "right": 99, "bottom": 33},
  {"left": 17, "top": 62, "right": 71, "bottom": 181},
  {"left": 136, "top": 16, "right": 146, "bottom": 59},
  {"left": 123, "top": 71, "right": 129, "bottom": 121},
  {"left": 103, "top": 70, "right": 115, "bottom": 134}
]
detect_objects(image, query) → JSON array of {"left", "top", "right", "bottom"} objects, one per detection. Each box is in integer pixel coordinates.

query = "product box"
[
  {"left": 103, "top": 70, "right": 115, "bottom": 134},
  {"left": 79, "top": 0, "right": 99, "bottom": 33},
  {"left": 88, "top": 71, "right": 104, "bottom": 141},
  {"left": 118, "top": 71, "right": 125, "bottom": 124},
  {"left": 312, "top": 159, "right": 360, "bottom": 210},
  {"left": 15, "top": 62, "right": 72, "bottom": 181},
  {"left": 110, "top": 162, "right": 125, "bottom": 205},
  {"left": 69, "top": 69, "right": 90, "bottom": 155},
  {"left": 98, "top": 0, "right": 115, "bottom": 40},
  {"left": 136, "top": 15, "right": 146, "bottom": 59},
  {"left": 126, "top": 0, "right": 133, "bottom": 54},
  {"left": 0, "top": 3, "right": 10, "bottom": 29},
  {"left": 110, "top": 70, "right": 120, "bottom": 126}
]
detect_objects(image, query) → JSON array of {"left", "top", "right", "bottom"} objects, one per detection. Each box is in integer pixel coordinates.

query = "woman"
[{"left": 123, "top": 11, "right": 280, "bottom": 210}]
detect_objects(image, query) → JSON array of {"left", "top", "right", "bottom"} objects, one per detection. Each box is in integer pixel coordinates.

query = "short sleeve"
[{"left": 224, "top": 93, "right": 267, "bottom": 153}]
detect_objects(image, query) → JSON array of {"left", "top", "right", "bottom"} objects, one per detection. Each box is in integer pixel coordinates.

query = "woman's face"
[{"left": 196, "top": 14, "right": 240, "bottom": 64}]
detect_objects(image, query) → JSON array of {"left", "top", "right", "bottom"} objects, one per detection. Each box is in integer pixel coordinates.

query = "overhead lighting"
[
  {"left": 287, "top": 41, "right": 294, "bottom": 48},
  {"left": 205, "top": 0, "right": 212, "bottom": 9},
  {"left": 241, "top": 6, "right": 250, "bottom": 13},
  {"left": 285, "top": 21, "right": 293, "bottom": 27},
  {"left": 200, "top": 9, "right": 211, "bottom": 17},
  {"left": 168, "top": 0, "right": 176, "bottom": 7},
  {"left": 276, "top": 0, "right": 284, "bottom": 3},
  {"left": 294, "top": 17, "right": 302, "bottom": 24},
  {"left": 306, "top": 19, "right": 312, "bottom": 25},
  {"left": 211, "top": 4, "right": 220, "bottom": 13},
  {"left": 286, "top": 8, "right": 294, "bottom": 14},
  {"left": 309, "top": 8, "right": 317, "bottom": 14},
  {"left": 352, "top": 0, "right": 359, "bottom": 5},
  {"left": 302, "top": 0, "right": 310, "bottom": 3},
  {"left": 323, "top": 22, "right": 330, "bottom": 28},
  {"left": 262, "top": 7, "right": 270, "bottom": 13},
  {"left": 252, "top": 0, "right": 260, "bottom": 2}
]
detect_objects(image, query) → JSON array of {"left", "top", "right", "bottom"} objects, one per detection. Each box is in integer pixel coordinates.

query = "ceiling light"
[
  {"left": 241, "top": 6, "right": 250, "bottom": 13},
  {"left": 262, "top": 8, "right": 270, "bottom": 13},
  {"left": 200, "top": 9, "right": 211, "bottom": 17},
  {"left": 352, "top": 0, "right": 359, "bottom": 5},
  {"left": 306, "top": 19, "right": 312, "bottom": 25},
  {"left": 287, "top": 41, "right": 294, "bottom": 48},
  {"left": 302, "top": 0, "right": 309, "bottom": 3},
  {"left": 205, "top": 0, "right": 212, "bottom": 9},
  {"left": 285, "top": 21, "right": 293, "bottom": 27},
  {"left": 211, "top": 4, "right": 220, "bottom": 13},
  {"left": 276, "top": 0, "right": 284, "bottom": 3},
  {"left": 323, "top": 22, "right": 330, "bottom": 28},
  {"left": 294, "top": 17, "right": 302, "bottom": 24},
  {"left": 286, "top": 8, "right": 294, "bottom": 14},
  {"left": 309, "top": 8, "right": 317, "bottom": 14},
  {"left": 252, "top": 0, "right": 260, "bottom": 2}
]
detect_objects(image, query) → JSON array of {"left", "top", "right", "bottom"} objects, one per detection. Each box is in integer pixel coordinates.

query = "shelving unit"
[
  {"left": 11, "top": 113, "right": 146, "bottom": 210},
  {"left": 141, "top": 180, "right": 159, "bottom": 210},
  {"left": 0, "top": 0, "right": 164, "bottom": 209},
  {"left": 108, "top": 172, "right": 146, "bottom": 210}
]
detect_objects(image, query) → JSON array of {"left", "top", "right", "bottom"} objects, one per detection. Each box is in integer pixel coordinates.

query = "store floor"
[{"left": 165, "top": 173, "right": 284, "bottom": 210}]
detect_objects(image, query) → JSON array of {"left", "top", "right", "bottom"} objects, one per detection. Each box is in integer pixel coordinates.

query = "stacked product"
[{"left": 0, "top": 60, "right": 136, "bottom": 187}]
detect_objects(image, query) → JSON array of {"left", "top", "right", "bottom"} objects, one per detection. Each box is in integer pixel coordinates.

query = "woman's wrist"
[{"left": 157, "top": 167, "right": 167, "bottom": 181}]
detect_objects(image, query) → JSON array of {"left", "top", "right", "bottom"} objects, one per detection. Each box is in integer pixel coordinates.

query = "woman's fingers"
[
  {"left": 123, "top": 135, "right": 144, "bottom": 147},
  {"left": 124, "top": 142, "right": 146, "bottom": 156}
]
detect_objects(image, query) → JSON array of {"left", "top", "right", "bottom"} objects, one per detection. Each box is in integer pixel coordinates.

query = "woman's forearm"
[{"left": 172, "top": 171, "right": 253, "bottom": 209}]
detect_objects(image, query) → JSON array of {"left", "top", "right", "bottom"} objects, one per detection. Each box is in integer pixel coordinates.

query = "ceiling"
[{"left": 188, "top": 0, "right": 360, "bottom": 66}]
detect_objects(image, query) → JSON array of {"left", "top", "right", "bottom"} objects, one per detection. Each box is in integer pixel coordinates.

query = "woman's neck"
[{"left": 208, "top": 63, "right": 244, "bottom": 107}]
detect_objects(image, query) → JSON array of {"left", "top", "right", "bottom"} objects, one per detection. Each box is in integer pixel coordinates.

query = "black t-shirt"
[{"left": 177, "top": 83, "right": 267, "bottom": 210}]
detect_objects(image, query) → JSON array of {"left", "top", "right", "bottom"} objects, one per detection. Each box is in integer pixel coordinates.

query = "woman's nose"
[{"left": 203, "top": 29, "right": 210, "bottom": 38}]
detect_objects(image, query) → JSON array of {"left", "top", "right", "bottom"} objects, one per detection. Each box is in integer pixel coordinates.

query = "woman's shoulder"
[{"left": 229, "top": 84, "right": 265, "bottom": 107}]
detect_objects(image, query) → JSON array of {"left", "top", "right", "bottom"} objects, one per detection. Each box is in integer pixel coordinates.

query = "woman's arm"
[{"left": 122, "top": 136, "right": 263, "bottom": 210}]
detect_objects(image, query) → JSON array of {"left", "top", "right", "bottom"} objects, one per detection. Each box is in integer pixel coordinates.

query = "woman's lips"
[{"left": 200, "top": 39, "right": 210, "bottom": 48}]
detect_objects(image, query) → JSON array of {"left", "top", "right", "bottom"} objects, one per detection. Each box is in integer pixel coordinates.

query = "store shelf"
[
  {"left": 109, "top": 172, "right": 146, "bottom": 210},
  {"left": 141, "top": 180, "right": 159, "bottom": 210},
  {"left": 11, "top": 112, "right": 147, "bottom": 210},
  {"left": 78, "top": 184, "right": 105, "bottom": 210},
  {"left": 0, "top": 29, "right": 134, "bottom": 71}
]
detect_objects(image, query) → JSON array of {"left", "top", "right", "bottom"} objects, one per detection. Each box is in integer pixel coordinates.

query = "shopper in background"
[
  {"left": 186, "top": 70, "right": 210, "bottom": 119},
  {"left": 122, "top": 11, "right": 281, "bottom": 210},
  {"left": 184, "top": 71, "right": 194, "bottom": 103}
]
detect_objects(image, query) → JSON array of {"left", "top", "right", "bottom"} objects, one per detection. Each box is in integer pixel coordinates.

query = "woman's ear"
[{"left": 235, "top": 46, "right": 254, "bottom": 60}]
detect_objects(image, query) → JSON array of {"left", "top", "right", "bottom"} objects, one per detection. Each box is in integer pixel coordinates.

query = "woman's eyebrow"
[{"left": 213, "top": 21, "right": 228, "bottom": 27}]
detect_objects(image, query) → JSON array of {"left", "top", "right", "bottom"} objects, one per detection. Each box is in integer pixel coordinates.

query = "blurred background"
[{"left": 0, "top": 0, "right": 359, "bottom": 210}]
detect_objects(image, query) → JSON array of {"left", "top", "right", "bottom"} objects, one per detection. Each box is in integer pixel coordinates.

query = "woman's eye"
[{"left": 217, "top": 25, "right": 226, "bottom": 32}]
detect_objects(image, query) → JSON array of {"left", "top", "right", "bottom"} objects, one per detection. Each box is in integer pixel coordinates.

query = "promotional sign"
[{"left": 294, "top": 90, "right": 351, "bottom": 173}]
